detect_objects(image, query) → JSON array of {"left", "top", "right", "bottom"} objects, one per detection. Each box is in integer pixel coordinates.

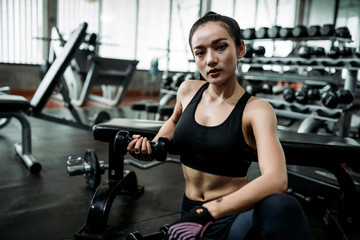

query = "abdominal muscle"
[{"left": 182, "top": 164, "right": 248, "bottom": 202}]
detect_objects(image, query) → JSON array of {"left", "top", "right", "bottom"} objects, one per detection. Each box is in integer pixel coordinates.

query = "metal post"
[
  {"left": 166, "top": 0, "right": 173, "bottom": 74},
  {"left": 333, "top": 0, "right": 339, "bottom": 26},
  {"left": 339, "top": 70, "right": 358, "bottom": 137},
  {"left": 134, "top": 0, "right": 139, "bottom": 60}
]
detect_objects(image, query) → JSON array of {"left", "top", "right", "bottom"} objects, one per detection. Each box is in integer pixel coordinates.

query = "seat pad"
[{"left": 0, "top": 95, "right": 30, "bottom": 112}]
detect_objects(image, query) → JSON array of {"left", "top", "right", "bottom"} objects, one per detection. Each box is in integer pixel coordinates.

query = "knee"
[{"left": 257, "top": 194, "right": 305, "bottom": 220}]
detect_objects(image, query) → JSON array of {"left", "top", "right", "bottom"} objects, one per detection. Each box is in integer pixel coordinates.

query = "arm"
[
  {"left": 127, "top": 80, "right": 204, "bottom": 155},
  {"left": 203, "top": 99, "right": 287, "bottom": 219}
]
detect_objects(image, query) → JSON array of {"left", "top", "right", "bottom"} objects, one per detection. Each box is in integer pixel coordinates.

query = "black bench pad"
[
  {"left": 93, "top": 118, "right": 164, "bottom": 142},
  {"left": 0, "top": 95, "right": 30, "bottom": 112},
  {"left": 94, "top": 118, "right": 360, "bottom": 165}
]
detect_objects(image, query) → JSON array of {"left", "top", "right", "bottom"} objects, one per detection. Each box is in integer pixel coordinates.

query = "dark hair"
[{"left": 189, "top": 11, "right": 242, "bottom": 49}]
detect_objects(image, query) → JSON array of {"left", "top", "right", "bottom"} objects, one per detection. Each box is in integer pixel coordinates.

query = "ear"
[{"left": 237, "top": 40, "right": 245, "bottom": 59}]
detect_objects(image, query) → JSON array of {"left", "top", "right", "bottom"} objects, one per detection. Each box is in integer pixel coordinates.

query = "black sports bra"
[{"left": 173, "top": 83, "right": 256, "bottom": 177}]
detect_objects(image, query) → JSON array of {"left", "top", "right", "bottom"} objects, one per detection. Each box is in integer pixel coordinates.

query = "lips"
[{"left": 208, "top": 68, "right": 221, "bottom": 76}]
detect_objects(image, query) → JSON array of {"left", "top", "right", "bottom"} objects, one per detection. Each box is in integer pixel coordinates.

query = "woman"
[{"left": 128, "top": 12, "right": 311, "bottom": 240}]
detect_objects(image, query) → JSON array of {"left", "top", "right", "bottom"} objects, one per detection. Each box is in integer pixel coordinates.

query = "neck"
[{"left": 206, "top": 79, "right": 244, "bottom": 104}]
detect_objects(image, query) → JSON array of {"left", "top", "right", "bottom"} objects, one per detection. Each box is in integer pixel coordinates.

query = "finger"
[
  {"left": 127, "top": 138, "right": 138, "bottom": 152},
  {"left": 146, "top": 140, "right": 152, "bottom": 155},
  {"left": 132, "top": 134, "right": 141, "bottom": 139},
  {"left": 134, "top": 137, "right": 143, "bottom": 154},
  {"left": 141, "top": 138, "right": 148, "bottom": 154}
]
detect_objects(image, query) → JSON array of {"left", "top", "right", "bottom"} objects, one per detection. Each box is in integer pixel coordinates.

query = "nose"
[{"left": 206, "top": 49, "right": 218, "bottom": 66}]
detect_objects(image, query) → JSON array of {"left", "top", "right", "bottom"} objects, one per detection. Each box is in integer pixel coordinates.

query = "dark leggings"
[{"left": 181, "top": 194, "right": 311, "bottom": 240}]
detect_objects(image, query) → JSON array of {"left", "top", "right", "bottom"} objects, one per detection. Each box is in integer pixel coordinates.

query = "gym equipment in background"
[
  {"left": 67, "top": 150, "right": 108, "bottom": 189},
  {"left": 48, "top": 25, "right": 139, "bottom": 107},
  {"left": 0, "top": 22, "right": 92, "bottom": 174},
  {"left": 1, "top": 22, "right": 111, "bottom": 133},
  {"left": 0, "top": 90, "right": 42, "bottom": 174}
]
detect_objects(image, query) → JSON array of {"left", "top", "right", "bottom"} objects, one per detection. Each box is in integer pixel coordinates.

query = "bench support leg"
[
  {"left": 0, "top": 111, "right": 41, "bottom": 174},
  {"left": 74, "top": 144, "right": 144, "bottom": 240}
]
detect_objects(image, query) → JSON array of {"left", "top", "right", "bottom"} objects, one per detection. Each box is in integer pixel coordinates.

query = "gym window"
[{"left": 0, "top": 0, "right": 44, "bottom": 64}]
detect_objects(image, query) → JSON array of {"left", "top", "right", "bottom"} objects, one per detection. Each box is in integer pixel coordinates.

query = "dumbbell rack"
[{"left": 241, "top": 34, "right": 360, "bottom": 138}]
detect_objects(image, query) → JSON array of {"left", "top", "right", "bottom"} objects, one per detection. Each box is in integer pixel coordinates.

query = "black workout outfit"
[{"left": 173, "top": 82, "right": 311, "bottom": 240}]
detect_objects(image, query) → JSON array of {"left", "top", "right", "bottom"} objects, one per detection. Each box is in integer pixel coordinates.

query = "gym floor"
[{"left": 0, "top": 95, "right": 359, "bottom": 240}]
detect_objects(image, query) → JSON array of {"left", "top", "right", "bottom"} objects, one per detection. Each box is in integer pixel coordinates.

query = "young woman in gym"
[{"left": 127, "top": 11, "right": 311, "bottom": 240}]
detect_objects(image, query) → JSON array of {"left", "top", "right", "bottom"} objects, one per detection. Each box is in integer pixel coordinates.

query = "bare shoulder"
[
  {"left": 177, "top": 80, "right": 207, "bottom": 102},
  {"left": 244, "top": 97, "right": 277, "bottom": 124},
  {"left": 246, "top": 96, "right": 274, "bottom": 112},
  {"left": 178, "top": 80, "right": 206, "bottom": 94}
]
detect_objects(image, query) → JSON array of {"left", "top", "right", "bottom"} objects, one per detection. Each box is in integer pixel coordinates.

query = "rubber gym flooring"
[{"left": 1, "top": 96, "right": 359, "bottom": 240}]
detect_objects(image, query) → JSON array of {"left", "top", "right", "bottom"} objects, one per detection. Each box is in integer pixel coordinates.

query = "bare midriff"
[{"left": 182, "top": 164, "right": 248, "bottom": 202}]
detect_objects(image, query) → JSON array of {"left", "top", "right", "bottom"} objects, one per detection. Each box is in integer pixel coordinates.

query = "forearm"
[
  {"left": 203, "top": 173, "right": 287, "bottom": 219},
  {"left": 152, "top": 117, "right": 177, "bottom": 142}
]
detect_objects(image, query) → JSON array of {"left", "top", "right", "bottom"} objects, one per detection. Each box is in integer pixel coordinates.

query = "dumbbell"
[
  {"left": 335, "top": 27, "right": 351, "bottom": 39},
  {"left": 279, "top": 27, "right": 293, "bottom": 38},
  {"left": 244, "top": 45, "right": 266, "bottom": 58},
  {"left": 268, "top": 26, "right": 281, "bottom": 38},
  {"left": 253, "top": 46, "right": 266, "bottom": 56},
  {"left": 313, "top": 47, "right": 326, "bottom": 57},
  {"left": 246, "top": 83, "right": 273, "bottom": 96},
  {"left": 171, "top": 73, "right": 186, "bottom": 91},
  {"left": 307, "top": 25, "right": 321, "bottom": 37},
  {"left": 292, "top": 25, "right": 308, "bottom": 38},
  {"left": 244, "top": 44, "right": 254, "bottom": 58},
  {"left": 242, "top": 28, "right": 256, "bottom": 40},
  {"left": 67, "top": 149, "right": 108, "bottom": 189},
  {"left": 283, "top": 87, "right": 296, "bottom": 102},
  {"left": 127, "top": 225, "right": 169, "bottom": 240},
  {"left": 295, "top": 86, "right": 309, "bottom": 104},
  {"left": 161, "top": 74, "right": 173, "bottom": 90},
  {"left": 336, "top": 89, "right": 354, "bottom": 104},
  {"left": 339, "top": 47, "right": 354, "bottom": 57},
  {"left": 321, "top": 90, "right": 339, "bottom": 108},
  {"left": 319, "top": 84, "right": 340, "bottom": 108},
  {"left": 114, "top": 130, "right": 169, "bottom": 162},
  {"left": 320, "top": 24, "right": 335, "bottom": 36},
  {"left": 307, "top": 88, "right": 321, "bottom": 101},
  {"left": 327, "top": 46, "right": 340, "bottom": 59},
  {"left": 298, "top": 46, "right": 313, "bottom": 58},
  {"left": 255, "top": 27, "right": 269, "bottom": 39}
]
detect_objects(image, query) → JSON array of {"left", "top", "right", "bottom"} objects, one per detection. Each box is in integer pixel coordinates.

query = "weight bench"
[
  {"left": 3, "top": 22, "right": 110, "bottom": 131},
  {"left": 73, "top": 118, "right": 360, "bottom": 240},
  {"left": 0, "top": 22, "right": 95, "bottom": 174},
  {"left": 0, "top": 94, "right": 41, "bottom": 174}
]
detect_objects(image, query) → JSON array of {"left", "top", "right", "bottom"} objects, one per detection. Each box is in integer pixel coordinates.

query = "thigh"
[
  {"left": 226, "top": 210, "right": 256, "bottom": 240},
  {"left": 254, "top": 194, "right": 311, "bottom": 240}
]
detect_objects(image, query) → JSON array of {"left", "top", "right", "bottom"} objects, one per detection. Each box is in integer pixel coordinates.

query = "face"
[{"left": 191, "top": 22, "right": 244, "bottom": 85}]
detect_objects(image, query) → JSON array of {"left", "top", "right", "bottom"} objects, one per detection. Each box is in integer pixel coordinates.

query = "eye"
[
  {"left": 217, "top": 44, "right": 227, "bottom": 51},
  {"left": 195, "top": 50, "right": 205, "bottom": 57}
]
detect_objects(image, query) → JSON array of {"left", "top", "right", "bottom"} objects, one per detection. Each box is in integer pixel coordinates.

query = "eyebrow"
[{"left": 193, "top": 37, "right": 228, "bottom": 50}]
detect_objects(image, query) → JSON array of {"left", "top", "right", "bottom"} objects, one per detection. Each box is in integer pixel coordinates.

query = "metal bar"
[
  {"left": 333, "top": 0, "right": 339, "bottom": 26},
  {"left": 166, "top": 0, "right": 173, "bottom": 73},
  {"left": 0, "top": 0, "right": 2, "bottom": 62},
  {"left": 134, "top": 0, "right": 139, "bottom": 59}
]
